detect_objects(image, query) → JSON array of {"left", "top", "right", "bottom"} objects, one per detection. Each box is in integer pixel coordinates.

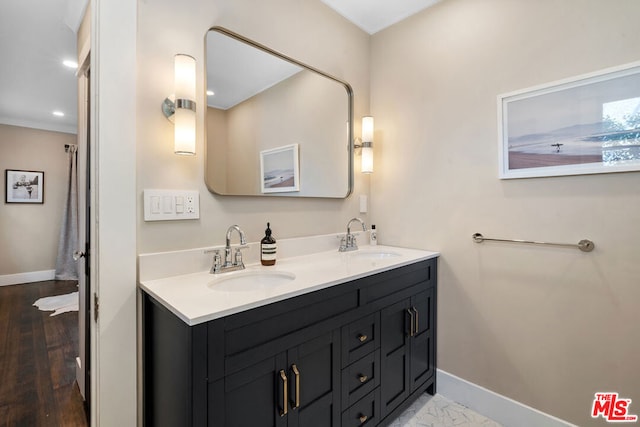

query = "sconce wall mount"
[
  {"left": 162, "top": 97, "right": 196, "bottom": 122},
  {"left": 162, "top": 54, "right": 197, "bottom": 155}
]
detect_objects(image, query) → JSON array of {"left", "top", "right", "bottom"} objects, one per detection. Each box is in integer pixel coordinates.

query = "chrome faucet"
[
  {"left": 205, "top": 225, "right": 248, "bottom": 274},
  {"left": 339, "top": 217, "right": 367, "bottom": 252}
]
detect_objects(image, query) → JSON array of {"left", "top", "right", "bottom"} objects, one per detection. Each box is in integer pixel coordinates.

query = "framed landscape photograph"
[
  {"left": 260, "top": 144, "right": 300, "bottom": 193},
  {"left": 498, "top": 61, "right": 640, "bottom": 179},
  {"left": 5, "top": 169, "right": 44, "bottom": 203}
]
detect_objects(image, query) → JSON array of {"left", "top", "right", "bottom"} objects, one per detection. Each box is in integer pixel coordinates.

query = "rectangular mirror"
[{"left": 205, "top": 27, "right": 353, "bottom": 198}]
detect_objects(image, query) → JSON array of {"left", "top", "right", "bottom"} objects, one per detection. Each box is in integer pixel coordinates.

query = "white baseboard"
[
  {"left": 437, "top": 369, "right": 577, "bottom": 427},
  {"left": 0, "top": 269, "right": 55, "bottom": 286}
]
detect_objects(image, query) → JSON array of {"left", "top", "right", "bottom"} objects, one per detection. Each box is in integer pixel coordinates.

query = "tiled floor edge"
[{"left": 437, "top": 369, "right": 578, "bottom": 427}]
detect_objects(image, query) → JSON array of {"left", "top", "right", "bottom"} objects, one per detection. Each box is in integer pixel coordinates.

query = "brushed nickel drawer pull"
[
  {"left": 358, "top": 374, "right": 368, "bottom": 383},
  {"left": 291, "top": 364, "right": 300, "bottom": 409},
  {"left": 358, "top": 334, "right": 368, "bottom": 342},
  {"left": 407, "top": 308, "right": 415, "bottom": 337},
  {"left": 359, "top": 414, "right": 368, "bottom": 423},
  {"left": 279, "top": 370, "right": 288, "bottom": 417},
  {"left": 413, "top": 307, "right": 419, "bottom": 334}
]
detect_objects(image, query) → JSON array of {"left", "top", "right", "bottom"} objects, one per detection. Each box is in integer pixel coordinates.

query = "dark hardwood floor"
[{"left": 0, "top": 280, "right": 87, "bottom": 426}]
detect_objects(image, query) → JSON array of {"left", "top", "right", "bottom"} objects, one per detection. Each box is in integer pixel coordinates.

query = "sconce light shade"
[
  {"left": 362, "top": 116, "right": 374, "bottom": 143},
  {"left": 361, "top": 146, "right": 373, "bottom": 173},
  {"left": 361, "top": 116, "right": 374, "bottom": 173},
  {"left": 173, "top": 54, "right": 196, "bottom": 155}
]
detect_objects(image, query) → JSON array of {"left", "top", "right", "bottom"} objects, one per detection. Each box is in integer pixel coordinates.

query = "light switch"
[
  {"left": 359, "top": 195, "right": 368, "bottom": 213},
  {"left": 162, "top": 196, "right": 173, "bottom": 213},
  {"left": 175, "top": 196, "right": 184, "bottom": 214},
  {"left": 150, "top": 196, "right": 160, "bottom": 214},
  {"left": 144, "top": 190, "right": 200, "bottom": 221}
]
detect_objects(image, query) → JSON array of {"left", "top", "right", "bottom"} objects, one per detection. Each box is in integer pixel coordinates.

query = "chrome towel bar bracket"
[{"left": 472, "top": 233, "right": 595, "bottom": 253}]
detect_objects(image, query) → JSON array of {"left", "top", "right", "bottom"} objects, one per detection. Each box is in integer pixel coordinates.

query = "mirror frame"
[{"left": 204, "top": 26, "right": 354, "bottom": 198}]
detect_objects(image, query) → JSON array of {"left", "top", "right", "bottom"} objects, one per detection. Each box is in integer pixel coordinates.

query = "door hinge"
[{"left": 94, "top": 293, "right": 99, "bottom": 322}]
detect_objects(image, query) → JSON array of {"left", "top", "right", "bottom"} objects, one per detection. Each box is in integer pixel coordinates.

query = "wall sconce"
[
  {"left": 161, "top": 54, "right": 196, "bottom": 155},
  {"left": 354, "top": 116, "right": 374, "bottom": 173}
]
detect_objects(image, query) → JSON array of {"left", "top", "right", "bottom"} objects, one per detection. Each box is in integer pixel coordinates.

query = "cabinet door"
[
  {"left": 380, "top": 298, "right": 411, "bottom": 418},
  {"left": 409, "top": 287, "right": 435, "bottom": 392},
  {"left": 220, "top": 353, "right": 288, "bottom": 427},
  {"left": 287, "top": 331, "right": 340, "bottom": 427},
  {"left": 219, "top": 331, "right": 339, "bottom": 427}
]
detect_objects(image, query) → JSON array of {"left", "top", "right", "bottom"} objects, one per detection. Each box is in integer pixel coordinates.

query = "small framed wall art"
[{"left": 5, "top": 169, "right": 44, "bottom": 203}]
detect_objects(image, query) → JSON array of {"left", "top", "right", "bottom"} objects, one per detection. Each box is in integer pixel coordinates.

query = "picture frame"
[
  {"left": 260, "top": 144, "right": 300, "bottom": 193},
  {"left": 5, "top": 169, "right": 44, "bottom": 203},
  {"left": 498, "top": 61, "right": 640, "bottom": 179}
]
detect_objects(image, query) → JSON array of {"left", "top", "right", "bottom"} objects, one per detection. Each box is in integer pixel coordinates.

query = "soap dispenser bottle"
[
  {"left": 261, "top": 222, "right": 277, "bottom": 266},
  {"left": 370, "top": 224, "right": 377, "bottom": 246}
]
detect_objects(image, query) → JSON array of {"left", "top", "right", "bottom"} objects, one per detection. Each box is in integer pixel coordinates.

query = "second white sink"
[{"left": 348, "top": 251, "right": 401, "bottom": 260}]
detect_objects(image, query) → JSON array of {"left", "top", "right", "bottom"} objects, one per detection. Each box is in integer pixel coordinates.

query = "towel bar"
[{"left": 472, "top": 233, "right": 594, "bottom": 252}]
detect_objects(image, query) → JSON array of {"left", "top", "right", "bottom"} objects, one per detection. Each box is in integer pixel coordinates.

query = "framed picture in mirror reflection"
[{"left": 260, "top": 144, "right": 300, "bottom": 193}]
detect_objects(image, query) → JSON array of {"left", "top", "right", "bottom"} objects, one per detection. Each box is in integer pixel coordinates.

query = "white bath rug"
[{"left": 33, "top": 291, "right": 79, "bottom": 316}]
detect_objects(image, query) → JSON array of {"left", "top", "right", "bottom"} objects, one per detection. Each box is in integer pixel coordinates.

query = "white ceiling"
[
  {"left": 206, "top": 31, "right": 302, "bottom": 110},
  {"left": 0, "top": 0, "right": 86, "bottom": 135},
  {"left": 0, "top": 0, "right": 436, "bottom": 135},
  {"left": 320, "top": 0, "right": 440, "bottom": 34}
]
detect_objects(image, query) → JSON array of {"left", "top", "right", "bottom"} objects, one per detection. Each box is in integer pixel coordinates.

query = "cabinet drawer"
[
  {"left": 341, "top": 313, "right": 379, "bottom": 367},
  {"left": 342, "top": 349, "right": 380, "bottom": 408},
  {"left": 360, "top": 259, "right": 434, "bottom": 305},
  {"left": 225, "top": 289, "right": 358, "bottom": 356},
  {"left": 341, "top": 388, "right": 380, "bottom": 427}
]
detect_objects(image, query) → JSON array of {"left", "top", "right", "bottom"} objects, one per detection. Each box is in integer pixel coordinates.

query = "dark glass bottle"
[{"left": 261, "top": 222, "right": 277, "bottom": 266}]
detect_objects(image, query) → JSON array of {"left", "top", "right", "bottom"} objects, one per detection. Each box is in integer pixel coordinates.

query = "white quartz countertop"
[{"left": 139, "top": 245, "right": 439, "bottom": 326}]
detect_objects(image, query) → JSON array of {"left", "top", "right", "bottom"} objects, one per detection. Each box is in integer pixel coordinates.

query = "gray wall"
[
  {"left": 0, "top": 124, "right": 75, "bottom": 278},
  {"left": 370, "top": 1, "right": 640, "bottom": 425}
]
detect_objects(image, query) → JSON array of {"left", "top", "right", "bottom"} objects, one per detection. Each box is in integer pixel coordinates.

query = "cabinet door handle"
[
  {"left": 358, "top": 334, "right": 368, "bottom": 343},
  {"left": 413, "top": 307, "right": 419, "bottom": 334},
  {"left": 359, "top": 414, "right": 368, "bottom": 423},
  {"left": 291, "top": 364, "right": 300, "bottom": 409},
  {"left": 279, "top": 370, "right": 288, "bottom": 417},
  {"left": 358, "top": 374, "right": 368, "bottom": 383},
  {"left": 407, "top": 308, "right": 415, "bottom": 337}
]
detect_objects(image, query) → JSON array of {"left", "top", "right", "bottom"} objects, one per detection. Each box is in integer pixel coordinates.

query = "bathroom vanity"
[{"left": 141, "top": 245, "right": 438, "bottom": 427}]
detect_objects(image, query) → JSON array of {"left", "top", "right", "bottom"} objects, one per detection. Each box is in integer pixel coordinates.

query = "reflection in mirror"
[{"left": 205, "top": 27, "right": 353, "bottom": 198}]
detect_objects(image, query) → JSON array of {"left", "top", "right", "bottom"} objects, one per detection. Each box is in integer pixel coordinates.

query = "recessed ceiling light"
[
  {"left": 63, "top": 59, "right": 78, "bottom": 69},
  {"left": 206, "top": 90, "right": 215, "bottom": 96},
  {"left": 53, "top": 111, "right": 65, "bottom": 117}
]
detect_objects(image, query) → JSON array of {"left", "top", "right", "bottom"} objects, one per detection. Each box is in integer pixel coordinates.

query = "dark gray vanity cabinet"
[{"left": 142, "top": 257, "right": 437, "bottom": 427}]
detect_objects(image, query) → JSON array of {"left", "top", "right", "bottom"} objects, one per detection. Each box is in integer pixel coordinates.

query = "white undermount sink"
[{"left": 207, "top": 269, "right": 296, "bottom": 292}]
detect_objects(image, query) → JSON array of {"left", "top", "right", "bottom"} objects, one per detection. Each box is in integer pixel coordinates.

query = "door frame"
[{"left": 90, "top": 0, "right": 138, "bottom": 424}]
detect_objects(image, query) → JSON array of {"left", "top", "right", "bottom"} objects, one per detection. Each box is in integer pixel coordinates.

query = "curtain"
[{"left": 55, "top": 144, "right": 79, "bottom": 280}]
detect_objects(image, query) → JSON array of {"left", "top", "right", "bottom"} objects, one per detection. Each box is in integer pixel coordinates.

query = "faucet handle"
[
  {"left": 205, "top": 249, "right": 222, "bottom": 274},
  {"left": 234, "top": 247, "right": 246, "bottom": 267},
  {"left": 338, "top": 234, "right": 347, "bottom": 251}
]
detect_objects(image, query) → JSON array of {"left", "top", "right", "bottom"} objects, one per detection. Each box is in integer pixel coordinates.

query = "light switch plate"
[
  {"left": 144, "top": 190, "right": 200, "bottom": 221},
  {"left": 359, "top": 195, "right": 368, "bottom": 213}
]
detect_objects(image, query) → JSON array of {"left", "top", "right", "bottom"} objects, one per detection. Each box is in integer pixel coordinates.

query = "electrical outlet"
[{"left": 185, "top": 195, "right": 195, "bottom": 213}]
